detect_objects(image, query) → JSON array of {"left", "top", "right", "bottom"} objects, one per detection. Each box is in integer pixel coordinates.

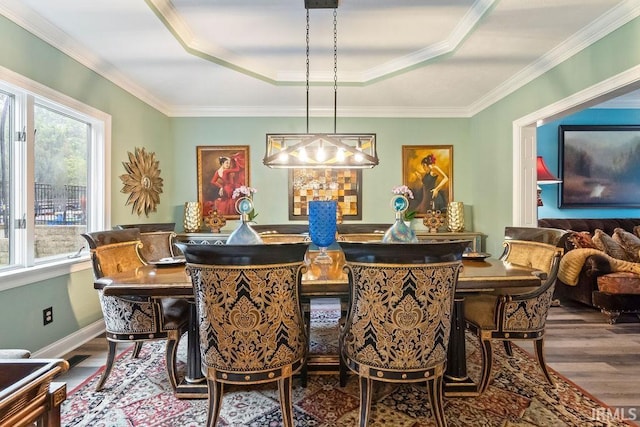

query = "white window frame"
[{"left": 0, "top": 65, "right": 110, "bottom": 291}]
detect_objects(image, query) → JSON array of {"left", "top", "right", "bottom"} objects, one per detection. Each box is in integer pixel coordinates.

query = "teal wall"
[
  {"left": 1, "top": 13, "right": 640, "bottom": 352},
  {"left": 537, "top": 108, "right": 640, "bottom": 218}
]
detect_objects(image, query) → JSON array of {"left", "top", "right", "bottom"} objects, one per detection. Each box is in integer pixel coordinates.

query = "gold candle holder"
[
  {"left": 447, "top": 201, "right": 465, "bottom": 232},
  {"left": 423, "top": 209, "right": 445, "bottom": 233},
  {"left": 183, "top": 201, "right": 202, "bottom": 233},
  {"left": 205, "top": 209, "right": 227, "bottom": 233}
]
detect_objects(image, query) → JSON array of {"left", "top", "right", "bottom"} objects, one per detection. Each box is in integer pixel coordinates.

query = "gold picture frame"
[
  {"left": 288, "top": 168, "right": 362, "bottom": 220},
  {"left": 402, "top": 145, "right": 453, "bottom": 216},
  {"left": 196, "top": 145, "right": 250, "bottom": 219}
]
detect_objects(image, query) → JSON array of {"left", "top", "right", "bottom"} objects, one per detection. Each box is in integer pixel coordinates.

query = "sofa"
[{"left": 538, "top": 218, "right": 640, "bottom": 323}]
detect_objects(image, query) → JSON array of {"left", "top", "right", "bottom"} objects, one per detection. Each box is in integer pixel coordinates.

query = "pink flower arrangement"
[
  {"left": 232, "top": 185, "right": 257, "bottom": 199},
  {"left": 392, "top": 185, "right": 414, "bottom": 199}
]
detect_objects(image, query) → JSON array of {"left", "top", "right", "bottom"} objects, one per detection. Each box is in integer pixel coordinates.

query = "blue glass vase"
[{"left": 308, "top": 200, "right": 337, "bottom": 264}]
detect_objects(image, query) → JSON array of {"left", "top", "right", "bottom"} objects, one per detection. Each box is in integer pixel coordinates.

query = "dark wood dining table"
[{"left": 94, "top": 256, "right": 543, "bottom": 398}]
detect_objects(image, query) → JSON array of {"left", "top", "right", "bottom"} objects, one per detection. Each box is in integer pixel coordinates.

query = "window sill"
[{"left": 0, "top": 256, "right": 92, "bottom": 292}]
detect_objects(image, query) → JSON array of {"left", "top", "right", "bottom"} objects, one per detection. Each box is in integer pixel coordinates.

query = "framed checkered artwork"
[{"left": 288, "top": 169, "right": 362, "bottom": 220}]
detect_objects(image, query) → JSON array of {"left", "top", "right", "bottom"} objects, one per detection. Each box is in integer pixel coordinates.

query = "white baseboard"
[{"left": 32, "top": 320, "right": 105, "bottom": 358}]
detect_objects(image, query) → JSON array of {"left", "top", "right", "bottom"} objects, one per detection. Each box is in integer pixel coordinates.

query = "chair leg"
[
  {"left": 278, "top": 375, "right": 295, "bottom": 427},
  {"left": 131, "top": 342, "right": 144, "bottom": 359},
  {"left": 300, "top": 304, "right": 311, "bottom": 387},
  {"left": 426, "top": 375, "right": 447, "bottom": 427},
  {"left": 503, "top": 340, "right": 513, "bottom": 357},
  {"left": 206, "top": 378, "right": 223, "bottom": 427},
  {"left": 338, "top": 326, "right": 348, "bottom": 387},
  {"left": 165, "top": 334, "right": 181, "bottom": 391},
  {"left": 339, "top": 354, "right": 348, "bottom": 387},
  {"left": 358, "top": 376, "right": 373, "bottom": 427},
  {"left": 477, "top": 336, "right": 493, "bottom": 394},
  {"left": 534, "top": 338, "right": 554, "bottom": 386},
  {"left": 95, "top": 340, "right": 117, "bottom": 391}
]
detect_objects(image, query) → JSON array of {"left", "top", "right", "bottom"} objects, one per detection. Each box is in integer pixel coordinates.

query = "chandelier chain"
[
  {"left": 306, "top": 8, "right": 310, "bottom": 133},
  {"left": 333, "top": 8, "right": 338, "bottom": 133}
]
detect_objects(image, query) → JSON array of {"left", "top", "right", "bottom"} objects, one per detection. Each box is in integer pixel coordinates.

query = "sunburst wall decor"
[{"left": 120, "top": 147, "right": 163, "bottom": 217}]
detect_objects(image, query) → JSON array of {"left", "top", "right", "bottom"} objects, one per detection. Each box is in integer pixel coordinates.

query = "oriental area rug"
[{"left": 62, "top": 309, "right": 633, "bottom": 427}]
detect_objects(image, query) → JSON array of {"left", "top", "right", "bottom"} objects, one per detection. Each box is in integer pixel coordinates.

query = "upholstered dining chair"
[
  {"left": 82, "top": 229, "right": 189, "bottom": 392},
  {"left": 138, "top": 230, "right": 178, "bottom": 262},
  {"left": 463, "top": 239, "right": 564, "bottom": 394},
  {"left": 113, "top": 223, "right": 178, "bottom": 261},
  {"left": 339, "top": 241, "right": 468, "bottom": 427},
  {"left": 177, "top": 242, "right": 309, "bottom": 427}
]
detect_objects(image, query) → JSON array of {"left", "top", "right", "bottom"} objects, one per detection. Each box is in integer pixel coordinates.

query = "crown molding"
[
  {"left": 467, "top": 0, "right": 640, "bottom": 116},
  {"left": 1, "top": 0, "right": 637, "bottom": 118},
  {"left": 0, "top": 0, "right": 172, "bottom": 114},
  {"left": 165, "top": 105, "right": 473, "bottom": 118},
  {"left": 147, "top": 0, "right": 496, "bottom": 85}
]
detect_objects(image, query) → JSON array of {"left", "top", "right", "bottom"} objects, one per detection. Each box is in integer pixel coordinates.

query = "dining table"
[{"left": 94, "top": 254, "right": 543, "bottom": 398}]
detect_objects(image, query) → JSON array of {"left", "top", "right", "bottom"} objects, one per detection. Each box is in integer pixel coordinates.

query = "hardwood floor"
[
  {"left": 56, "top": 299, "right": 640, "bottom": 425},
  {"left": 531, "top": 300, "right": 640, "bottom": 411}
]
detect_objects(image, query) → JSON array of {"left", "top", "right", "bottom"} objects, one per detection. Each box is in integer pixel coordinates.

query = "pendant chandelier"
[{"left": 263, "top": 1, "right": 377, "bottom": 169}]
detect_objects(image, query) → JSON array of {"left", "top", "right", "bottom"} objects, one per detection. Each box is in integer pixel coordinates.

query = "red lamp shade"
[{"left": 536, "top": 156, "right": 562, "bottom": 184}]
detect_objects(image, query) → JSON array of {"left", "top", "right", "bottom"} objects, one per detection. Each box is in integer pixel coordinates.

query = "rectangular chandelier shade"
[{"left": 263, "top": 133, "right": 378, "bottom": 169}]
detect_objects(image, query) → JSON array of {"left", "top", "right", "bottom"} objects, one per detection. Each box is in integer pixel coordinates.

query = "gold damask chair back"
[
  {"left": 82, "top": 229, "right": 189, "bottom": 392},
  {"left": 464, "top": 239, "right": 564, "bottom": 393},
  {"left": 179, "top": 242, "right": 309, "bottom": 427},
  {"left": 340, "top": 241, "right": 467, "bottom": 427}
]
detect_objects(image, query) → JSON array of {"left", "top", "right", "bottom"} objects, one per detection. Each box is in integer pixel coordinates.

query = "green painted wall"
[
  {"left": 169, "top": 117, "right": 471, "bottom": 226},
  {"left": 1, "top": 13, "right": 640, "bottom": 352},
  {"left": 470, "top": 16, "right": 640, "bottom": 255},
  {"left": 0, "top": 15, "right": 173, "bottom": 350}
]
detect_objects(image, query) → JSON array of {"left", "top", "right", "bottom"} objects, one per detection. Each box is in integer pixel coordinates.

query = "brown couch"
[{"left": 538, "top": 218, "right": 640, "bottom": 323}]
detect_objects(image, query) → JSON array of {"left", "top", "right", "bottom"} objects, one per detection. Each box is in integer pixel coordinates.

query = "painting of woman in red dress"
[{"left": 197, "top": 146, "right": 250, "bottom": 219}]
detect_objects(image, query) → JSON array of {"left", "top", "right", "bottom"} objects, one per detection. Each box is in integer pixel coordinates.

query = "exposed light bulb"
[
  {"left": 354, "top": 148, "right": 363, "bottom": 163},
  {"left": 336, "top": 148, "right": 345, "bottom": 162},
  {"left": 316, "top": 145, "right": 326, "bottom": 162},
  {"left": 278, "top": 140, "right": 288, "bottom": 161},
  {"left": 299, "top": 147, "right": 308, "bottom": 162}
]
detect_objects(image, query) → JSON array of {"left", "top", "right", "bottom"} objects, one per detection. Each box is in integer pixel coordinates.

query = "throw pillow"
[
  {"left": 612, "top": 228, "right": 640, "bottom": 262},
  {"left": 567, "top": 231, "right": 597, "bottom": 249},
  {"left": 592, "top": 229, "right": 629, "bottom": 261}
]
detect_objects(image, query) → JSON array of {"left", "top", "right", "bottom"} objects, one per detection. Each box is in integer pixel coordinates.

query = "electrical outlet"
[{"left": 43, "top": 307, "right": 53, "bottom": 325}]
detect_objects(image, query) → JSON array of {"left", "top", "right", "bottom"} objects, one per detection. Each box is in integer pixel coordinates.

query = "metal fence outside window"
[
  {"left": 35, "top": 183, "right": 86, "bottom": 225},
  {"left": 0, "top": 183, "right": 86, "bottom": 226}
]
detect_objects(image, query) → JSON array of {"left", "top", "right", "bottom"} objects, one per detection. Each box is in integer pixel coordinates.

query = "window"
[{"left": 0, "top": 68, "right": 109, "bottom": 287}]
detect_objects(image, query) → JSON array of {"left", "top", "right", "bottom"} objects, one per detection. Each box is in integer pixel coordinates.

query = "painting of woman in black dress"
[{"left": 402, "top": 145, "right": 453, "bottom": 216}]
